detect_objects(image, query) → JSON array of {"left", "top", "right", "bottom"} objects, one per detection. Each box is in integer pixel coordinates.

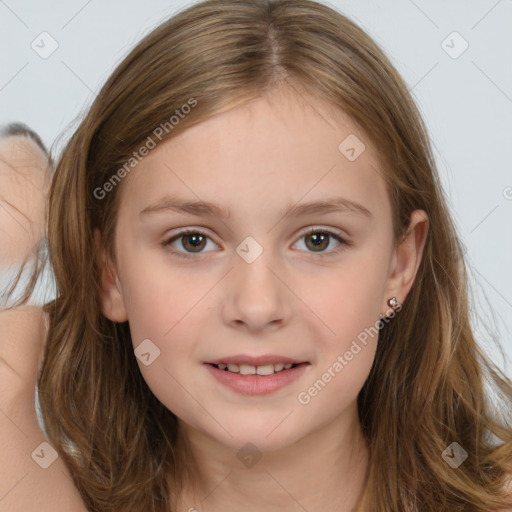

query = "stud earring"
[
  {"left": 379, "top": 297, "right": 402, "bottom": 321},
  {"left": 387, "top": 297, "right": 400, "bottom": 309}
]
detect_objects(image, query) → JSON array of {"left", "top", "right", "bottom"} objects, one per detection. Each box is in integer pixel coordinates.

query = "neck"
[{"left": 174, "top": 402, "right": 370, "bottom": 512}]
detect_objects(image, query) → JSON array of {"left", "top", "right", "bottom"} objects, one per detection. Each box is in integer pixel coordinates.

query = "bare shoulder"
[{"left": 0, "top": 307, "right": 87, "bottom": 511}]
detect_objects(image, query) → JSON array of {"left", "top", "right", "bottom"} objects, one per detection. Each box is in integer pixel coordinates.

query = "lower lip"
[{"left": 205, "top": 363, "right": 309, "bottom": 395}]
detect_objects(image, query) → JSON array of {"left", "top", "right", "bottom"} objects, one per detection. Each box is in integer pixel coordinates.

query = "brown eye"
[
  {"left": 181, "top": 233, "right": 207, "bottom": 252},
  {"left": 304, "top": 232, "right": 330, "bottom": 252},
  {"left": 163, "top": 230, "right": 218, "bottom": 258},
  {"left": 294, "top": 229, "right": 347, "bottom": 256}
]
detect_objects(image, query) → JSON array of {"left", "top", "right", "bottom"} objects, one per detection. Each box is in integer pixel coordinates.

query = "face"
[
  {"left": 99, "top": 88, "right": 423, "bottom": 453},
  {"left": 0, "top": 136, "right": 49, "bottom": 266}
]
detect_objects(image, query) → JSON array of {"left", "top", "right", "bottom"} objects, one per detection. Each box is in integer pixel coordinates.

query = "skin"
[
  {"left": 0, "top": 306, "right": 87, "bottom": 511},
  {"left": 0, "top": 91, "right": 509, "bottom": 511},
  {"left": 97, "top": 86, "right": 429, "bottom": 512},
  {"left": 0, "top": 136, "right": 50, "bottom": 266},
  {"left": 0, "top": 136, "right": 86, "bottom": 510}
]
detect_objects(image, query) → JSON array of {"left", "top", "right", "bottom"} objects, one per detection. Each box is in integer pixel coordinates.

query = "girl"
[{"left": 2, "top": 0, "right": 511, "bottom": 511}]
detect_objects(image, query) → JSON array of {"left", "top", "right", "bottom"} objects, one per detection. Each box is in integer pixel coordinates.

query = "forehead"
[{"left": 118, "top": 89, "right": 390, "bottom": 221}]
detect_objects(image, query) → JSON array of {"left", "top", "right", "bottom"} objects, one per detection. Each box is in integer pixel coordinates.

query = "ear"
[
  {"left": 94, "top": 228, "right": 128, "bottom": 323},
  {"left": 382, "top": 209, "right": 429, "bottom": 314}
]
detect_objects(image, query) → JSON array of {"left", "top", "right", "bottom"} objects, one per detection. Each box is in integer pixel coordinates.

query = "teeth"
[
  {"left": 256, "top": 364, "right": 275, "bottom": 376},
  {"left": 215, "top": 362, "right": 298, "bottom": 375},
  {"left": 239, "top": 364, "right": 256, "bottom": 375}
]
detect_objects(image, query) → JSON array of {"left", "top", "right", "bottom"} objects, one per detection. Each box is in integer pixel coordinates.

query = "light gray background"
[{"left": 1, "top": 0, "right": 511, "bottom": 372}]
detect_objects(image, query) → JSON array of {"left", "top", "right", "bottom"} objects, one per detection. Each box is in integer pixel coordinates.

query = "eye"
[
  {"left": 162, "top": 227, "right": 349, "bottom": 260},
  {"left": 162, "top": 229, "right": 218, "bottom": 258},
  {"left": 293, "top": 227, "right": 348, "bottom": 256}
]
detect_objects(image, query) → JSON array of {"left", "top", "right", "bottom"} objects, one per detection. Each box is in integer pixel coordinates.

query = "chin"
[{"left": 199, "top": 415, "right": 305, "bottom": 454}]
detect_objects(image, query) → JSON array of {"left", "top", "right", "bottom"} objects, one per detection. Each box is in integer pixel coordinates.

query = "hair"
[{"left": 36, "top": 0, "right": 512, "bottom": 511}]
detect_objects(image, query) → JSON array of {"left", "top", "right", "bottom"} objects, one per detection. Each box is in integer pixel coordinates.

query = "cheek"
[
  {"left": 291, "top": 252, "right": 387, "bottom": 406},
  {"left": 298, "top": 252, "right": 388, "bottom": 348},
  {"left": 119, "top": 260, "right": 211, "bottom": 414},
  {"left": 294, "top": 269, "right": 382, "bottom": 418},
  {"left": 127, "top": 300, "right": 217, "bottom": 429},
  {"left": 295, "top": 342, "right": 376, "bottom": 427},
  {"left": 122, "top": 272, "right": 207, "bottom": 420},
  {"left": 119, "top": 250, "right": 204, "bottom": 342}
]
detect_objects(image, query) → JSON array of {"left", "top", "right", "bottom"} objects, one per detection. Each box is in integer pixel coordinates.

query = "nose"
[{"left": 220, "top": 252, "right": 291, "bottom": 333}]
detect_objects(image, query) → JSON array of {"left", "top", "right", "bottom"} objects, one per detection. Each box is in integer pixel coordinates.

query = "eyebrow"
[{"left": 139, "top": 195, "right": 373, "bottom": 220}]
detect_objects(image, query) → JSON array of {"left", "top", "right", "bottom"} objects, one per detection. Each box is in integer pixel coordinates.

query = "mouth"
[
  {"left": 204, "top": 356, "right": 310, "bottom": 395},
  {"left": 208, "top": 362, "right": 303, "bottom": 375}
]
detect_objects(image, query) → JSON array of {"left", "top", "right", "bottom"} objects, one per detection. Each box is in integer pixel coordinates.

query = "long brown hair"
[{"left": 37, "top": 1, "right": 512, "bottom": 510}]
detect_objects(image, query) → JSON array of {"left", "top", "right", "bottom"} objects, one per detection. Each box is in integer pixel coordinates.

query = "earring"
[
  {"left": 379, "top": 297, "right": 401, "bottom": 321},
  {"left": 387, "top": 297, "right": 400, "bottom": 309}
]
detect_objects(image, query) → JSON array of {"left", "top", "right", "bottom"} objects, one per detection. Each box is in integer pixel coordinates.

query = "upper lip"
[{"left": 205, "top": 354, "right": 308, "bottom": 366}]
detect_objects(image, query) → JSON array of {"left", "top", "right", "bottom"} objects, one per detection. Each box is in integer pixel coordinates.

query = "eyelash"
[{"left": 162, "top": 227, "right": 350, "bottom": 260}]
